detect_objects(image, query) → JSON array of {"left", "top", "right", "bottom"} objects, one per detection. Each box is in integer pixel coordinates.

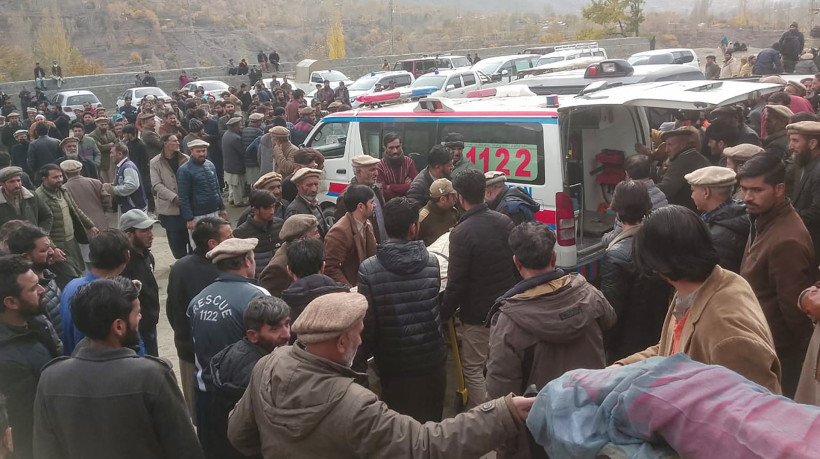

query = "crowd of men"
[{"left": 3, "top": 53, "right": 820, "bottom": 458}]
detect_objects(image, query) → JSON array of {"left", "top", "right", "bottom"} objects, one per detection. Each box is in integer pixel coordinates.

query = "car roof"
[
  {"left": 55, "top": 90, "right": 96, "bottom": 96},
  {"left": 190, "top": 80, "right": 227, "bottom": 84},
  {"left": 417, "top": 69, "right": 467, "bottom": 77},
  {"left": 632, "top": 48, "right": 695, "bottom": 56},
  {"left": 512, "top": 64, "right": 703, "bottom": 87},
  {"left": 478, "top": 54, "right": 539, "bottom": 64},
  {"left": 542, "top": 49, "right": 597, "bottom": 58}
]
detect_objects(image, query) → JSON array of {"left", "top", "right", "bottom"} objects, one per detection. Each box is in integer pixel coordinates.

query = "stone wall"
[{"left": 1, "top": 37, "right": 649, "bottom": 110}]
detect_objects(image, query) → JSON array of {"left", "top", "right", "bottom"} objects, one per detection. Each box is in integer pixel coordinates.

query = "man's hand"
[
  {"left": 186, "top": 220, "right": 195, "bottom": 230},
  {"left": 219, "top": 210, "right": 228, "bottom": 220},
  {"left": 511, "top": 396, "right": 535, "bottom": 421},
  {"left": 404, "top": 177, "right": 412, "bottom": 184},
  {"left": 89, "top": 226, "right": 99, "bottom": 237},
  {"left": 102, "top": 183, "right": 113, "bottom": 194},
  {"left": 53, "top": 248, "right": 66, "bottom": 263},
  {"left": 172, "top": 196, "right": 179, "bottom": 206}
]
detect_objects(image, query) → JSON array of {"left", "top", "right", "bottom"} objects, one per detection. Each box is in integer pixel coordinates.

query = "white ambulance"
[{"left": 303, "top": 80, "right": 780, "bottom": 281}]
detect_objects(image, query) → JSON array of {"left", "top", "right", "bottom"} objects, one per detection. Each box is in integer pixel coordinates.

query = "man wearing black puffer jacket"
[
  {"left": 686, "top": 166, "right": 749, "bottom": 273},
  {"left": 356, "top": 197, "right": 447, "bottom": 422},
  {"left": 485, "top": 171, "right": 540, "bottom": 225}
]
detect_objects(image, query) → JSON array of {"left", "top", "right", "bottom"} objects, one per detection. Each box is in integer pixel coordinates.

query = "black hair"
[
  {"left": 35, "top": 123, "right": 48, "bottom": 136},
  {"left": 70, "top": 121, "right": 83, "bottom": 130},
  {"left": 160, "top": 133, "right": 178, "bottom": 144},
  {"left": 427, "top": 144, "right": 453, "bottom": 168},
  {"left": 633, "top": 205, "right": 719, "bottom": 282},
  {"left": 624, "top": 154, "right": 651, "bottom": 180},
  {"left": 89, "top": 229, "right": 130, "bottom": 270},
  {"left": 0, "top": 255, "right": 32, "bottom": 312},
  {"left": 704, "top": 120, "right": 740, "bottom": 147},
  {"left": 382, "top": 132, "right": 401, "bottom": 147},
  {"left": 293, "top": 89, "right": 305, "bottom": 99},
  {"left": 244, "top": 296, "right": 291, "bottom": 331},
  {"left": 7, "top": 224, "right": 47, "bottom": 255},
  {"left": 343, "top": 185, "right": 375, "bottom": 212},
  {"left": 508, "top": 222, "right": 556, "bottom": 270},
  {"left": 791, "top": 112, "right": 820, "bottom": 123},
  {"left": 273, "top": 106, "right": 286, "bottom": 116},
  {"left": 72, "top": 277, "right": 139, "bottom": 340},
  {"left": 768, "top": 91, "right": 791, "bottom": 106},
  {"left": 122, "top": 124, "right": 137, "bottom": 136},
  {"left": 610, "top": 180, "right": 652, "bottom": 225},
  {"left": 192, "top": 217, "right": 230, "bottom": 253},
  {"left": 383, "top": 197, "right": 419, "bottom": 239},
  {"left": 215, "top": 251, "right": 251, "bottom": 272},
  {"left": 286, "top": 238, "right": 324, "bottom": 278},
  {"left": 249, "top": 190, "right": 277, "bottom": 209},
  {"left": 737, "top": 154, "right": 786, "bottom": 186},
  {"left": 452, "top": 169, "right": 485, "bottom": 205},
  {"left": 39, "top": 163, "right": 61, "bottom": 179}
]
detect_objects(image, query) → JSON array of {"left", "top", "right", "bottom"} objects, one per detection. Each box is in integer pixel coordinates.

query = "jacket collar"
[
  {"left": 458, "top": 202, "right": 489, "bottom": 223},
  {"left": 291, "top": 342, "right": 365, "bottom": 381},
  {"left": 750, "top": 199, "right": 792, "bottom": 236},
  {"left": 216, "top": 272, "right": 259, "bottom": 284},
  {"left": 74, "top": 346, "right": 138, "bottom": 361},
  {"left": 608, "top": 225, "right": 641, "bottom": 249},
  {"left": 669, "top": 147, "right": 698, "bottom": 162},
  {"left": 499, "top": 269, "right": 566, "bottom": 301},
  {"left": 0, "top": 186, "right": 34, "bottom": 204},
  {"left": 679, "top": 265, "right": 726, "bottom": 332}
]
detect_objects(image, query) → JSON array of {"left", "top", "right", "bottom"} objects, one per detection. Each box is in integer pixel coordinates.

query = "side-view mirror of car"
[{"left": 445, "top": 84, "right": 456, "bottom": 91}]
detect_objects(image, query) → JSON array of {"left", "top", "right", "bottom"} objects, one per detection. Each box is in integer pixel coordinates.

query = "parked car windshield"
[{"left": 411, "top": 75, "right": 447, "bottom": 89}]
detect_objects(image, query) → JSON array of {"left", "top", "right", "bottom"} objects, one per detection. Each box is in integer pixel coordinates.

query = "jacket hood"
[
  {"left": 255, "top": 344, "right": 363, "bottom": 439},
  {"left": 496, "top": 273, "right": 608, "bottom": 343},
  {"left": 281, "top": 274, "right": 348, "bottom": 299},
  {"left": 375, "top": 240, "right": 430, "bottom": 275},
  {"left": 504, "top": 186, "right": 540, "bottom": 211},
  {"left": 708, "top": 200, "right": 749, "bottom": 236}
]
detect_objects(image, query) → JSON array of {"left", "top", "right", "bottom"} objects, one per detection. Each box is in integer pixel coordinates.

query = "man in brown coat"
[
  {"left": 324, "top": 185, "right": 376, "bottom": 286},
  {"left": 227, "top": 292, "right": 534, "bottom": 458},
  {"left": 738, "top": 154, "right": 815, "bottom": 398},
  {"left": 487, "top": 222, "right": 615, "bottom": 459},
  {"left": 788, "top": 121, "right": 820, "bottom": 263},
  {"left": 615, "top": 205, "right": 781, "bottom": 395},
  {"left": 60, "top": 160, "right": 110, "bottom": 241},
  {"left": 258, "top": 214, "right": 321, "bottom": 296},
  {"left": 334, "top": 155, "right": 387, "bottom": 242},
  {"left": 271, "top": 126, "right": 299, "bottom": 177}
]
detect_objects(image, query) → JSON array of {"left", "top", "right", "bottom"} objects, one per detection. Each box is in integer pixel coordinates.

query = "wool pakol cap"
[
  {"left": 279, "top": 214, "right": 318, "bottom": 240},
  {"left": 787, "top": 80, "right": 807, "bottom": 96},
  {"left": 429, "top": 178, "right": 455, "bottom": 198},
  {"left": 660, "top": 127, "right": 697, "bottom": 142},
  {"left": 59, "top": 159, "right": 83, "bottom": 174},
  {"left": 226, "top": 116, "right": 243, "bottom": 126},
  {"left": 291, "top": 167, "right": 322, "bottom": 183},
  {"left": 351, "top": 155, "right": 379, "bottom": 167},
  {"left": 759, "top": 75, "right": 787, "bottom": 85},
  {"left": 292, "top": 292, "right": 368, "bottom": 344},
  {"left": 254, "top": 171, "right": 282, "bottom": 189},
  {"left": 786, "top": 121, "right": 820, "bottom": 136},
  {"left": 6, "top": 112, "right": 18, "bottom": 118},
  {"left": 187, "top": 139, "right": 210, "bottom": 149},
  {"left": 248, "top": 113, "right": 265, "bottom": 121},
  {"left": 766, "top": 104, "right": 795, "bottom": 120},
  {"left": 722, "top": 144, "right": 765, "bottom": 160},
  {"left": 0, "top": 166, "right": 23, "bottom": 182},
  {"left": 60, "top": 136, "right": 78, "bottom": 148},
  {"left": 13, "top": 130, "right": 27, "bottom": 137},
  {"left": 485, "top": 170, "right": 507, "bottom": 186},
  {"left": 269, "top": 126, "right": 290, "bottom": 137},
  {"left": 684, "top": 166, "right": 736, "bottom": 187},
  {"left": 206, "top": 237, "right": 258, "bottom": 264},
  {"left": 299, "top": 107, "right": 314, "bottom": 116},
  {"left": 95, "top": 116, "right": 108, "bottom": 123}
]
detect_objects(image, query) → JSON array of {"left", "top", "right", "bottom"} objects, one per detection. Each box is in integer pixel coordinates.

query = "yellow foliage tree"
[
  {"left": 328, "top": 14, "right": 346, "bottom": 59},
  {"left": 35, "top": 16, "right": 104, "bottom": 77},
  {"left": 0, "top": 46, "right": 36, "bottom": 82}
]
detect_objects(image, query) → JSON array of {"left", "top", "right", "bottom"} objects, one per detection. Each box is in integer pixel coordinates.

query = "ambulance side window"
[
  {"left": 307, "top": 121, "right": 349, "bottom": 158},
  {"left": 359, "top": 121, "right": 438, "bottom": 171}
]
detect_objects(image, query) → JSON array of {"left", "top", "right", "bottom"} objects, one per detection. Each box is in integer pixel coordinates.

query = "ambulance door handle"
[{"left": 336, "top": 168, "right": 346, "bottom": 174}]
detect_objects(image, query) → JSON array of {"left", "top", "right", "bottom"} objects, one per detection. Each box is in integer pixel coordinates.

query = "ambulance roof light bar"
[{"left": 414, "top": 98, "right": 454, "bottom": 112}]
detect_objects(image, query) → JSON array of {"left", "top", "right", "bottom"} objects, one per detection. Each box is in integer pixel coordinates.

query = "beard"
[
  {"left": 31, "top": 259, "right": 51, "bottom": 271},
  {"left": 123, "top": 326, "right": 140, "bottom": 348},
  {"left": 341, "top": 345, "right": 358, "bottom": 368},
  {"left": 301, "top": 190, "right": 318, "bottom": 203},
  {"left": 796, "top": 150, "right": 812, "bottom": 168},
  {"left": 20, "top": 296, "right": 45, "bottom": 318},
  {"left": 385, "top": 154, "right": 404, "bottom": 168}
]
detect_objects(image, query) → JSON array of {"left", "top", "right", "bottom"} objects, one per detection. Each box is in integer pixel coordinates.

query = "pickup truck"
[{"left": 406, "top": 68, "right": 496, "bottom": 99}]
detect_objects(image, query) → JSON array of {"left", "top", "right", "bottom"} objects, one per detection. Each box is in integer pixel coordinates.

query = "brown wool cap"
[
  {"left": 429, "top": 178, "right": 455, "bottom": 198},
  {"left": 787, "top": 120, "right": 820, "bottom": 136},
  {"left": 660, "top": 127, "right": 697, "bottom": 142},
  {"left": 206, "top": 237, "right": 258, "bottom": 264},
  {"left": 248, "top": 113, "right": 265, "bottom": 121},
  {"left": 226, "top": 116, "right": 243, "bottom": 126},
  {"left": 270, "top": 126, "right": 290, "bottom": 137},
  {"left": 254, "top": 171, "right": 283, "bottom": 189},
  {"left": 291, "top": 167, "right": 322, "bottom": 184},
  {"left": 60, "top": 136, "right": 79, "bottom": 148},
  {"left": 351, "top": 155, "right": 379, "bottom": 167},
  {"left": 787, "top": 80, "right": 807, "bottom": 97},
  {"left": 722, "top": 144, "right": 765, "bottom": 160},
  {"left": 684, "top": 166, "right": 737, "bottom": 187},
  {"left": 0, "top": 166, "right": 23, "bottom": 182},
  {"left": 291, "top": 292, "right": 368, "bottom": 344},
  {"left": 484, "top": 170, "right": 507, "bottom": 186},
  {"left": 759, "top": 75, "right": 787, "bottom": 85},
  {"left": 766, "top": 104, "right": 795, "bottom": 120},
  {"left": 278, "top": 214, "right": 318, "bottom": 241},
  {"left": 59, "top": 159, "right": 83, "bottom": 174},
  {"left": 138, "top": 112, "right": 155, "bottom": 120},
  {"left": 299, "top": 107, "right": 314, "bottom": 116}
]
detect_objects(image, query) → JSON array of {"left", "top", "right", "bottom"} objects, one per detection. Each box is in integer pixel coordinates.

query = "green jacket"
[
  {"left": 0, "top": 187, "right": 53, "bottom": 232},
  {"left": 35, "top": 186, "right": 94, "bottom": 243}
]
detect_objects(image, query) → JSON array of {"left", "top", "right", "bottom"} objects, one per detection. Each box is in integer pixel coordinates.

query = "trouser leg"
[{"left": 460, "top": 323, "right": 490, "bottom": 409}]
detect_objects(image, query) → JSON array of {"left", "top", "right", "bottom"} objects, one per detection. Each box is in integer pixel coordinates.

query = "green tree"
[{"left": 582, "top": 0, "right": 644, "bottom": 37}]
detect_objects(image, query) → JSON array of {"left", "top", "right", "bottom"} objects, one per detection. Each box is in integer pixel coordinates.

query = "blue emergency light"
[{"left": 411, "top": 87, "right": 438, "bottom": 97}]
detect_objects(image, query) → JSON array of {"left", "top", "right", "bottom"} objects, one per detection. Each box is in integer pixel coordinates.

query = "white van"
[
  {"left": 518, "top": 44, "right": 608, "bottom": 78},
  {"left": 303, "top": 80, "right": 780, "bottom": 281}
]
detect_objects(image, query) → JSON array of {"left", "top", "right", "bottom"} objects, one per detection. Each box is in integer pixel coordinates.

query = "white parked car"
[
  {"left": 628, "top": 49, "right": 700, "bottom": 69},
  {"left": 50, "top": 90, "right": 103, "bottom": 121},
  {"left": 348, "top": 71, "right": 415, "bottom": 107},
  {"left": 408, "top": 69, "right": 494, "bottom": 99},
  {"left": 182, "top": 80, "right": 230, "bottom": 99},
  {"left": 518, "top": 46, "right": 608, "bottom": 78},
  {"left": 116, "top": 87, "right": 172, "bottom": 109}
]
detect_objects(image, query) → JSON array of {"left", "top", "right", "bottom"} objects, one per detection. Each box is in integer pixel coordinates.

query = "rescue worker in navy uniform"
[{"left": 484, "top": 171, "right": 540, "bottom": 226}]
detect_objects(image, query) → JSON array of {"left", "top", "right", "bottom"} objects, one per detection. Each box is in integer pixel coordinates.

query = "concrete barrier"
[{"left": 0, "top": 38, "right": 649, "bottom": 110}]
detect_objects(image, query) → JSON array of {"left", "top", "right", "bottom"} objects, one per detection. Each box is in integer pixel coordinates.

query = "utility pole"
[
  {"left": 389, "top": 0, "right": 394, "bottom": 55},
  {"left": 188, "top": 0, "right": 200, "bottom": 66}
]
